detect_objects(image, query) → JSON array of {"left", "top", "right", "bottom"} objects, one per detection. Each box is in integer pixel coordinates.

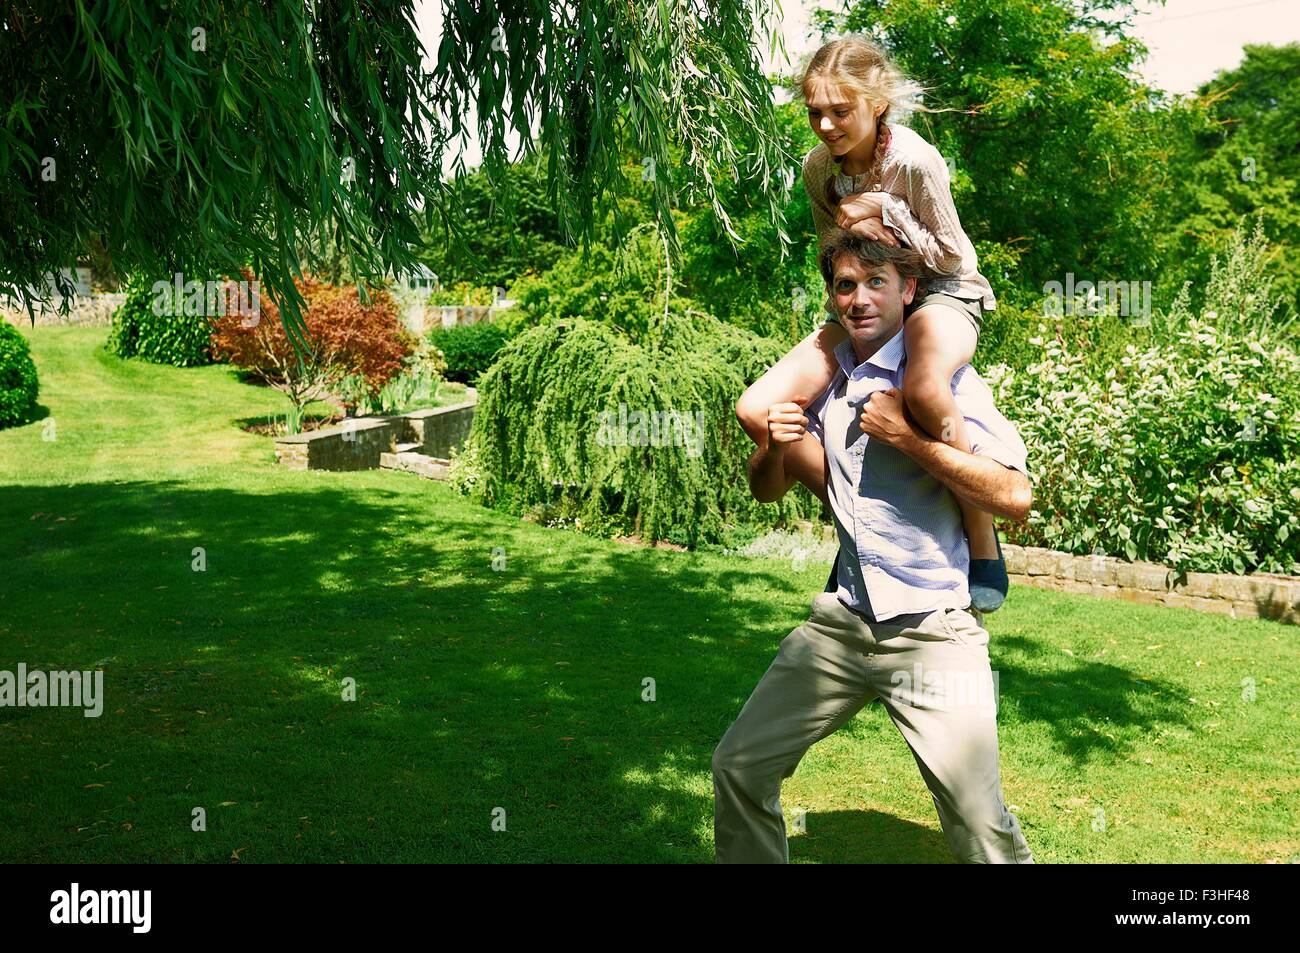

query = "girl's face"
[{"left": 805, "top": 81, "right": 884, "bottom": 156}]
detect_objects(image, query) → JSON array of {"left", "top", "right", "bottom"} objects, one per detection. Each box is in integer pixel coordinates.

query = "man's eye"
[
  {"left": 837, "top": 282, "right": 853, "bottom": 293},
  {"left": 870, "top": 277, "right": 884, "bottom": 286}
]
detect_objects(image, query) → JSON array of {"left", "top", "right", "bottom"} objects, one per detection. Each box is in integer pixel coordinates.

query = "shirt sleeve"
[
  {"left": 878, "top": 144, "right": 966, "bottom": 276},
  {"left": 802, "top": 380, "right": 833, "bottom": 447},
  {"left": 950, "top": 366, "right": 1031, "bottom": 478}
]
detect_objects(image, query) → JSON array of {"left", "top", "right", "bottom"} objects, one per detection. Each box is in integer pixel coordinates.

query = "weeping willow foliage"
[
  {"left": 3, "top": 2, "right": 793, "bottom": 345},
  {"left": 465, "top": 310, "right": 821, "bottom": 545}
]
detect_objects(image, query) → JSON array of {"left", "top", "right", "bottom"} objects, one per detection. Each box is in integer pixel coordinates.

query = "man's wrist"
[
  {"left": 762, "top": 438, "right": 787, "bottom": 459},
  {"left": 894, "top": 423, "right": 928, "bottom": 457},
  {"left": 749, "top": 438, "right": 786, "bottom": 479}
]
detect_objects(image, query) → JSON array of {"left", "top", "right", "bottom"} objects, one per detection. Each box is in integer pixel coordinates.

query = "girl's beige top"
[{"left": 802, "top": 123, "right": 996, "bottom": 312}]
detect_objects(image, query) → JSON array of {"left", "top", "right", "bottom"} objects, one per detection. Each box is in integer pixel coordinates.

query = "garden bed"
[
  {"left": 241, "top": 413, "right": 344, "bottom": 437},
  {"left": 273, "top": 395, "right": 476, "bottom": 472}
]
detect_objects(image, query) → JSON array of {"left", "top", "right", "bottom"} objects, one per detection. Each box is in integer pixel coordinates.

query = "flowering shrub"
[
  {"left": 987, "top": 319, "right": 1300, "bottom": 575},
  {"left": 733, "top": 528, "right": 839, "bottom": 566},
  {"left": 211, "top": 273, "right": 414, "bottom": 413}
]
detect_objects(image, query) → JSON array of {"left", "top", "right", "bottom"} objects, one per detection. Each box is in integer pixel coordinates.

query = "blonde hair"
[{"left": 795, "top": 36, "right": 940, "bottom": 129}]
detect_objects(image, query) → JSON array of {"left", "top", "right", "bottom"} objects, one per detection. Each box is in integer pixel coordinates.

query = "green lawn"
[{"left": 0, "top": 326, "right": 1296, "bottom": 863}]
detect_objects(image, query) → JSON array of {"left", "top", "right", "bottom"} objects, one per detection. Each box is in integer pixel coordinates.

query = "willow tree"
[{"left": 0, "top": 0, "right": 792, "bottom": 342}]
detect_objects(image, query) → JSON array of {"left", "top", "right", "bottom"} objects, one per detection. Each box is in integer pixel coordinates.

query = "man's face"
[{"left": 830, "top": 252, "right": 916, "bottom": 356}]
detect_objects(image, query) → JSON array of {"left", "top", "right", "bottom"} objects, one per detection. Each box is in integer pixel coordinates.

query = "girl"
[{"left": 737, "top": 36, "right": 1009, "bottom": 612}]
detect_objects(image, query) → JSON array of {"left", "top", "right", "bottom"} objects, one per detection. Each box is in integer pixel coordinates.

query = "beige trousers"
[{"left": 712, "top": 591, "right": 1033, "bottom": 864}]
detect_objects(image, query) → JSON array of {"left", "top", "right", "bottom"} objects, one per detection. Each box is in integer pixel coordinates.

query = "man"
[{"left": 713, "top": 232, "right": 1035, "bottom": 864}]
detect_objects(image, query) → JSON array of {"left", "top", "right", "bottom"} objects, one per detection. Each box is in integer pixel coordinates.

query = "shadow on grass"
[
  {"left": 988, "top": 631, "right": 1196, "bottom": 765},
  {"left": 0, "top": 479, "right": 1195, "bottom": 863},
  {"left": 792, "top": 809, "right": 956, "bottom": 864},
  {"left": 8, "top": 402, "right": 51, "bottom": 426}
]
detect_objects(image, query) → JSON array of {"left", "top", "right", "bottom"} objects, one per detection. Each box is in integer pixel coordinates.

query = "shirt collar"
[{"left": 833, "top": 325, "right": 906, "bottom": 378}]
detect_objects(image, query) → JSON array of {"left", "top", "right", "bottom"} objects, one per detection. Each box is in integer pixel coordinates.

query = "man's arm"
[
  {"left": 747, "top": 434, "right": 828, "bottom": 507},
  {"left": 901, "top": 431, "right": 1031, "bottom": 521},
  {"left": 784, "top": 433, "right": 829, "bottom": 508},
  {"left": 747, "top": 442, "right": 794, "bottom": 503},
  {"left": 858, "top": 387, "right": 1031, "bottom": 522},
  {"left": 746, "top": 400, "right": 828, "bottom": 507}
]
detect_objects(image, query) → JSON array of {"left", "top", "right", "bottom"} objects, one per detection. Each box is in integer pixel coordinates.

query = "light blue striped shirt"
[{"left": 804, "top": 329, "right": 1030, "bottom": 622}]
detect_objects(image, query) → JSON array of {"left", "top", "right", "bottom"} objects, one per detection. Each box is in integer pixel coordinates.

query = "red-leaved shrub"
[{"left": 211, "top": 272, "right": 414, "bottom": 412}]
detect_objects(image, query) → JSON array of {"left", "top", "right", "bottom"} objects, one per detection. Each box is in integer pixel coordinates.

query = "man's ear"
[{"left": 901, "top": 275, "right": 918, "bottom": 306}]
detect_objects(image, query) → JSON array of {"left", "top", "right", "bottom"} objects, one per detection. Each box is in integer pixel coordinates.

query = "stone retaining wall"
[
  {"left": 3, "top": 293, "right": 125, "bottom": 327},
  {"left": 790, "top": 522, "right": 1299, "bottom": 625},
  {"left": 273, "top": 417, "right": 397, "bottom": 471},
  {"left": 404, "top": 304, "right": 502, "bottom": 334},
  {"left": 1003, "top": 544, "right": 1299, "bottom": 625},
  {"left": 405, "top": 401, "right": 476, "bottom": 458},
  {"left": 273, "top": 401, "right": 475, "bottom": 473}
]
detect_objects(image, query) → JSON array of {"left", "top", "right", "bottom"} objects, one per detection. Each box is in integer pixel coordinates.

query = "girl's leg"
[
  {"left": 900, "top": 305, "right": 999, "bottom": 564},
  {"left": 736, "top": 321, "right": 848, "bottom": 447}
]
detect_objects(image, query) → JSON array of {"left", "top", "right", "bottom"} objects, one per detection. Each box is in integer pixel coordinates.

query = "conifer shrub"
[{"left": 454, "top": 310, "right": 822, "bottom": 546}]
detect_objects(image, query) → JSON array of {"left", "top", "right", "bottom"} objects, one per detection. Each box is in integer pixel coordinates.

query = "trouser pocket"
[{"left": 940, "top": 607, "right": 989, "bottom": 648}]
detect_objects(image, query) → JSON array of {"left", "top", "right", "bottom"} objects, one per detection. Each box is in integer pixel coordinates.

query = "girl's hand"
[
  {"left": 836, "top": 190, "right": 885, "bottom": 227},
  {"left": 845, "top": 216, "right": 899, "bottom": 246}
]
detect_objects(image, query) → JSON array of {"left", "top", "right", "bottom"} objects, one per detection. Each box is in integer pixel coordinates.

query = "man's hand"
[
  {"left": 836, "top": 190, "right": 886, "bottom": 227},
  {"left": 858, "top": 388, "right": 915, "bottom": 449},
  {"left": 748, "top": 396, "right": 828, "bottom": 505},
  {"left": 767, "top": 397, "right": 810, "bottom": 448},
  {"left": 859, "top": 388, "right": 1032, "bottom": 521}
]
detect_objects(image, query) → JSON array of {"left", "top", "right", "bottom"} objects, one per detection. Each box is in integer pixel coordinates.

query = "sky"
[
  {"left": 756, "top": 0, "right": 1300, "bottom": 95},
  {"left": 414, "top": 0, "right": 1300, "bottom": 170},
  {"left": 1120, "top": 0, "right": 1300, "bottom": 93}
]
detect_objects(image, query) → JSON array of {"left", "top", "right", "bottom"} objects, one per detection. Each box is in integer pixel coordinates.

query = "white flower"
[{"left": 946, "top": 15, "right": 958, "bottom": 25}]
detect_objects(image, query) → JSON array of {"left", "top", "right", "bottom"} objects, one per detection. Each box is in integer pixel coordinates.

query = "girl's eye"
[{"left": 834, "top": 110, "right": 849, "bottom": 117}]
